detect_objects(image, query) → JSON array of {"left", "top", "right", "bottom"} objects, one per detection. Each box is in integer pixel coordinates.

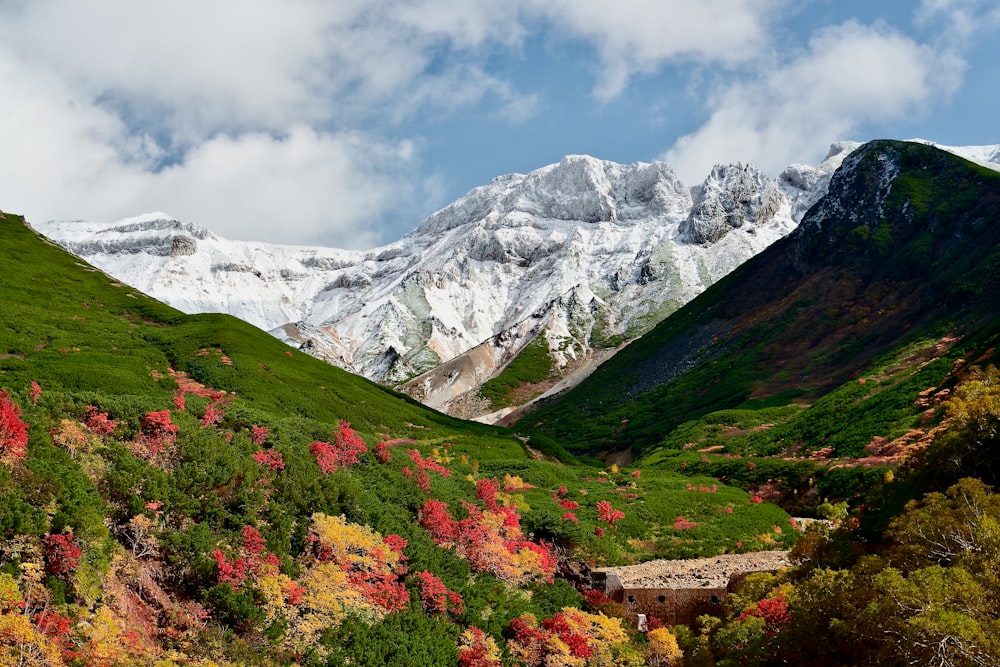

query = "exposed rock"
[
  {"left": 169, "top": 235, "right": 197, "bottom": 256},
  {"left": 681, "top": 163, "right": 784, "bottom": 244},
  {"left": 595, "top": 551, "right": 791, "bottom": 590}
]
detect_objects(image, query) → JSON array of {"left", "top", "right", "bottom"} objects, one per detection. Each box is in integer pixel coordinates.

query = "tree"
[
  {"left": 886, "top": 478, "right": 1000, "bottom": 570},
  {"left": 0, "top": 612, "right": 63, "bottom": 667},
  {"left": 646, "top": 627, "right": 684, "bottom": 667},
  {"left": 864, "top": 565, "right": 1000, "bottom": 667},
  {"left": 43, "top": 531, "right": 82, "bottom": 577},
  {"left": 926, "top": 365, "right": 1000, "bottom": 485}
]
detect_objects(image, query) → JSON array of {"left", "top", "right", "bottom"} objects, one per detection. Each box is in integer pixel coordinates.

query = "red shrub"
[
  {"left": 311, "top": 420, "right": 368, "bottom": 473},
  {"left": 416, "top": 570, "right": 463, "bottom": 615},
  {"left": 250, "top": 425, "right": 269, "bottom": 445},
  {"left": 383, "top": 534, "right": 408, "bottom": 555},
  {"left": 140, "top": 410, "right": 179, "bottom": 456},
  {"left": 253, "top": 449, "right": 284, "bottom": 471},
  {"left": 333, "top": 420, "right": 367, "bottom": 466},
  {"left": 44, "top": 532, "right": 82, "bottom": 577},
  {"left": 596, "top": 500, "right": 625, "bottom": 527},
  {"left": 0, "top": 389, "right": 28, "bottom": 461},
  {"left": 84, "top": 405, "right": 117, "bottom": 436},
  {"left": 475, "top": 478, "right": 499, "bottom": 511},
  {"left": 419, "top": 499, "right": 456, "bottom": 543},
  {"left": 673, "top": 516, "right": 698, "bottom": 530},
  {"left": 458, "top": 627, "right": 501, "bottom": 667},
  {"left": 740, "top": 595, "right": 791, "bottom": 638}
]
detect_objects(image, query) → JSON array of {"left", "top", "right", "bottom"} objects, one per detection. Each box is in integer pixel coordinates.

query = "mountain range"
[{"left": 38, "top": 143, "right": 865, "bottom": 420}]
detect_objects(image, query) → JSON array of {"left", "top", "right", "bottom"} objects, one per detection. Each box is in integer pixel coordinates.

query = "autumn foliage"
[
  {"left": 458, "top": 627, "right": 502, "bottom": 667},
  {"left": 739, "top": 594, "right": 791, "bottom": 638},
  {"left": 596, "top": 500, "right": 625, "bottom": 528},
  {"left": 84, "top": 405, "right": 117, "bottom": 436},
  {"left": 253, "top": 448, "right": 285, "bottom": 471},
  {"left": 418, "top": 497, "right": 556, "bottom": 586},
  {"left": 43, "top": 532, "right": 82, "bottom": 578},
  {"left": 416, "top": 570, "right": 463, "bottom": 616},
  {"left": 0, "top": 389, "right": 28, "bottom": 462},
  {"left": 136, "top": 410, "right": 179, "bottom": 465},
  {"left": 310, "top": 420, "right": 368, "bottom": 473},
  {"left": 404, "top": 449, "right": 452, "bottom": 493},
  {"left": 212, "top": 525, "right": 281, "bottom": 588},
  {"left": 508, "top": 608, "right": 637, "bottom": 667}
]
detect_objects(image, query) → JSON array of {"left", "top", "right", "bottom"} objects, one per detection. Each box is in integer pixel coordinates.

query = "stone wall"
[{"left": 616, "top": 586, "right": 726, "bottom": 628}]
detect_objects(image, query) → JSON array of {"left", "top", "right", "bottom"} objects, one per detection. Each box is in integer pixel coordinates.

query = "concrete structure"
[{"left": 593, "top": 551, "right": 791, "bottom": 627}]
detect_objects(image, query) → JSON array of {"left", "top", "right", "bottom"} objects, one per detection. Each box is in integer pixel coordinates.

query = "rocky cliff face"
[{"left": 38, "top": 146, "right": 861, "bottom": 419}]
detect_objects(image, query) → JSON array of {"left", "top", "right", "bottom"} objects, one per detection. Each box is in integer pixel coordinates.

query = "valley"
[{"left": 1, "top": 140, "right": 999, "bottom": 665}]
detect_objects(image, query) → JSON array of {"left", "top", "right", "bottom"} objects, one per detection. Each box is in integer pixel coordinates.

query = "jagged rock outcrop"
[{"left": 681, "top": 163, "right": 783, "bottom": 244}]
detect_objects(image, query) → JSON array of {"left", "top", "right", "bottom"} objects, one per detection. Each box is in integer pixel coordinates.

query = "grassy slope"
[
  {"left": 0, "top": 212, "right": 796, "bottom": 665},
  {"left": 519, "top": 141, "right": 1000, "bottom": 461},
  {"left": 477, "top": 335, "right": 554, "bottom": 409}
]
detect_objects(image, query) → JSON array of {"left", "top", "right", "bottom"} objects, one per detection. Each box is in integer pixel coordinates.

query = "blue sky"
[{"left": 0, "top": 1, "right": 997, "bottom": 248}]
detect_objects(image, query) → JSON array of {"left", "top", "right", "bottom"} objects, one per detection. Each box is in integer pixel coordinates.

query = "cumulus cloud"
[
  {"left": 128, "top": 128, "right": 418, "bottom": 249},
  {"left": 0, "top": 1, "right": 964, "bottom": 247},
  {"left": 662, "top": 21, "right": 963, "bottom": 184},
  {"left": 535, "top": 0, "right": 784, "bottom": 100},
  {"left": 0, "top": 0, "right": 534, "bottom": 246},
  {"left": 0, "top": 43, "right": 420, "bottom": 248}
]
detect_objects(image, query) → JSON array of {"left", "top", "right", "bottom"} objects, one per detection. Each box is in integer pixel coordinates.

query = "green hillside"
[
  {"left": 0, "top": 212, "right": 793, "bottom": 666},
  {"left": 521, "top": 141, "right": 1000, "bottom": 464}
]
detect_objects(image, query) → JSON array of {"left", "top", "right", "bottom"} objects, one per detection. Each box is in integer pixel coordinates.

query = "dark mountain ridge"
[{"left": 521, "top": 140, "right": 1000, "bottom": 457}]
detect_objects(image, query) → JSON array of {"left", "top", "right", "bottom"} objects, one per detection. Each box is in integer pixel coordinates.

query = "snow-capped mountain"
[{"left": 44, "top": 140, "right": 985, "bottom": 420}]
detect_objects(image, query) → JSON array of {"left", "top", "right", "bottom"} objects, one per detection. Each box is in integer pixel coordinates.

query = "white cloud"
[
  {"left": 0, "top": 1, "right": 535, "bottom": 138},
  {"left": 916, "top": 0, "right": 1000, "bottom": 44},
  {"left": 535, "top": 0, "right": 785, "bottom": 100},
  {"left": 0, "top": 1, "right": 530, "bottom": 245},
  {"left": 3, "top": 1, "right": 960, "bottom": 247},
  {"left": 662, "top": 21, "right": 963, "bottom": 184},
  {"left": 129, "top": 128, "right": 418, "bottom": 249},
  {"left": 0, "top": 44, "right": 420, "bottom": 248}
]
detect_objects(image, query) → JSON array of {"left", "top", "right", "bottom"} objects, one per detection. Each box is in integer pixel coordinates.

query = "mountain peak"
[{"left": 417, "top": 155, "right": 690, "bottom": 235}]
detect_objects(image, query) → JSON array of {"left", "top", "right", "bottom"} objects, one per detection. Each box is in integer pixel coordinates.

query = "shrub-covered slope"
[
  {"left": 521, "top": 140, "right": 1000, "bottom": 459},
  {"left": 0, "top": 211, "right": 795, "bottom": 666}
]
